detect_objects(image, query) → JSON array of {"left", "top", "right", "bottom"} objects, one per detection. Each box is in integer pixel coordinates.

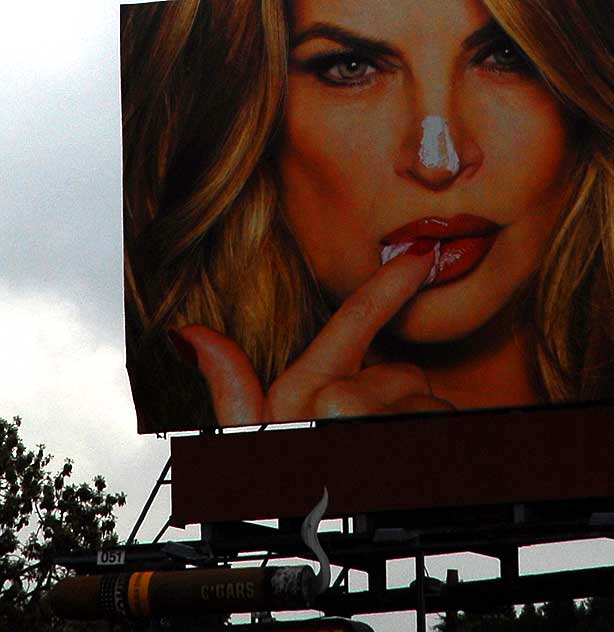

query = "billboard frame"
[{"left": 170, "top": 401, "right": 614, "bottom": 526}]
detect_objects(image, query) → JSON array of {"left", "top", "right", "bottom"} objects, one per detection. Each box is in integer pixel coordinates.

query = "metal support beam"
[
  {"left": 499, "top": 546, "right": 519, "bottom": 584},
  {"left": 152, "top": 519, "right": 171, "bottom": 544},
  {"left": 445, "top": 569, "right": 460, "bottom": 631},
  {"left": 332, "top": 567, "right": 349, "bottom": 589},
  {"left": 127, "top": 457, "right": 171, "bottom": 545},
  {"left": 367, "top": 559, "right": 386, "bottom": 595},
  {"left": 415, "top": 552, "right": 426, "bottom": 632}
]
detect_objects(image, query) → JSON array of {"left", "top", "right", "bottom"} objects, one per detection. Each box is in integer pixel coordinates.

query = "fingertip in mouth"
[
  {"left": 420, "top": 241, "right": 441, "bottom": 289},
  {"left": 380, "top": 239, "right": 442, "bottom": 288}
]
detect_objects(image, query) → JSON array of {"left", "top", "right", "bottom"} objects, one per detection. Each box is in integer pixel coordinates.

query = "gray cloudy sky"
[
  {"left": 0, "top": 0, "right": 174, "bottom": 545},
  {"left": 1, "top": 2, "right": 612, "bottom": 630}
]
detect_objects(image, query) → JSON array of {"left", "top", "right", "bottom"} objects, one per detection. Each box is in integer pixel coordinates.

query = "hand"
[{"left": 170, "top": 248, "right": 453, "bottom": 426}]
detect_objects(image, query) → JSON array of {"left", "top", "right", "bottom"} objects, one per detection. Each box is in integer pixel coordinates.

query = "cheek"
[
  {"left": 468, "top": 85, "right": 571, "bottom": 211},
  {"left": 277, "top": 82, "right": 402, "bottom": 292},
  {"left": 279, "top": 80, "right": 399, "bottom": 206}
]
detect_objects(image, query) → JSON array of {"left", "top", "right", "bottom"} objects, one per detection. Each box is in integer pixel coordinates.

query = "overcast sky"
[{"left": 1, "top": 2, "right": 612, "bottom": 630}]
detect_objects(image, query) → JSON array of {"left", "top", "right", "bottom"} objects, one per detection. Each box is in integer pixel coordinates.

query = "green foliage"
[
  {"left": 436, "top": 598, "right": 614, "bottom": 631},
  {"left": 435, "top": 605, "right": 517, "bottom": 632},
  {"left": 0, "top": 416, "right": 126, "bottom": 632}
]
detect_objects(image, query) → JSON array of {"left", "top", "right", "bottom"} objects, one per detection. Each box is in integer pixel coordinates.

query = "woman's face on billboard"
[{"left": 278, "top": 0, "right": 572, "bottom": 343}]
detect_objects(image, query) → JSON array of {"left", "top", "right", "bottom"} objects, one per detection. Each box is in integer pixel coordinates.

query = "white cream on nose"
[{"left": 419, "top": 115, "right": 460, "bottom": 175}]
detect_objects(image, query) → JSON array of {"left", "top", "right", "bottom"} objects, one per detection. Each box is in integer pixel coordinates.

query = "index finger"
[{"left": 296, "top": 247, "right": 436, "bottom": 377}]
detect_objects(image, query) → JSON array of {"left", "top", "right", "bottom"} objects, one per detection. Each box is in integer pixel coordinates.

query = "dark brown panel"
[{"left": 171, "top": 404, "right": 614, "bottom": 526}]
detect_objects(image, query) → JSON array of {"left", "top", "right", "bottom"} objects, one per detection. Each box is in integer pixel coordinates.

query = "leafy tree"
[
  {"left": 517, "top": 602, "right": 543, "bottom": 631},
  {"left": 0, "top": 415, "right": 126, "bottom": 631},
  {"left": 587, "top": 597, "right": 614, "bottom": 627},
  {"left": 539, "top": 598, "right": 578, "bottom": 632},
  {"left": 436, "top": 600, "right": 614, "bottom": 631},
  {"left": 435, "top": 606, "right": 517, "bottom": 631}
]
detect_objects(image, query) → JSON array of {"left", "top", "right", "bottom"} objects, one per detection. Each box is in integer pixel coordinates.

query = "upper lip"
[{"left": 381, "top": 214, "right": 501, "bottom": 244}]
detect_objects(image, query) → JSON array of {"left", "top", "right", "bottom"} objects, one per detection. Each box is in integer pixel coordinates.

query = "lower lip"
[{"left": 431, "top": 233, "right": 498, "bottom": 286}]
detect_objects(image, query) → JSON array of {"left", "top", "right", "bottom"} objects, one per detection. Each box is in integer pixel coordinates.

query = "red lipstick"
[{"left": 381, "top": 214, "right": 500, "bottom": 287}]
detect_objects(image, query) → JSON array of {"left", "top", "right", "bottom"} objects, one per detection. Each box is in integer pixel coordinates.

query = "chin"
[{"left": 393, "top": 279, "right": 512, "bottom": 344}]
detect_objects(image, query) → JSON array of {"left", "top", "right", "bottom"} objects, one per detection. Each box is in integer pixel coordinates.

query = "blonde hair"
[
  {"left": 122, "top": 1, "right": 613, "bottom": 431},
  {"left": 484, "top": 0, "right": 614, "bottom": 401},
  {"left": 122, "top": 1, "right": 326, "bottom": 431}
]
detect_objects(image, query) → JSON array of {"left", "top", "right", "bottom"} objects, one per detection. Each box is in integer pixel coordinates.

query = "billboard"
[{"left": 121, "top": 1, "right": 613, "bottom": 434}]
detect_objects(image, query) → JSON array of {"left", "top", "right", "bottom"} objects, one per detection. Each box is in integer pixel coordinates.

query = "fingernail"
[
  {"left": 420, "top": 241, "right": 441, "bottom": 289},
  {"left": 168, "top": 329, "right": 198, "bottom": 368},
  {"left": 406, "top": 238, "right": 438, "bottom": 256}
]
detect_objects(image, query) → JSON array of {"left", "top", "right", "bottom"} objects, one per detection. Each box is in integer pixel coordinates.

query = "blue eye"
[
  {"left": 297, "top": 52, "right": 381, "bottom": 87},
  {"left": 490, "top": 45, "right": 522, "bottom": 66},
  {"left": 324, "top": 56, "right": 377, "bottom": 83},
  {"left": 473, "top": 37, "right": 534, "bottom": 75}
]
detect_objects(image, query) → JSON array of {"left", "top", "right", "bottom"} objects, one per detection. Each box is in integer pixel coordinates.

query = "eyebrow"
[
  {"left": 290, "top": 22, "right": 399, "bottom": 58},
  {"left": 462, "top": 18, "right": 506, "bottom": 50},
  {"left": 291, "top": 18, "right": 507, "bottom": 56}
]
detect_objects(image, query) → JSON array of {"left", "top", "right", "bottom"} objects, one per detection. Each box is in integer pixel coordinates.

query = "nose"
[
  {"left": 395, "top": 88, "right": 482, "bottom": 190},
  {"left": 418, "top": 115, "right": 460, "bottom": 176}
]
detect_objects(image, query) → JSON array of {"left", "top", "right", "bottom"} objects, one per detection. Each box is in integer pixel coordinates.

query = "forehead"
[{"left": 289, "top": 0, "right": 491, "bottom": 41}]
